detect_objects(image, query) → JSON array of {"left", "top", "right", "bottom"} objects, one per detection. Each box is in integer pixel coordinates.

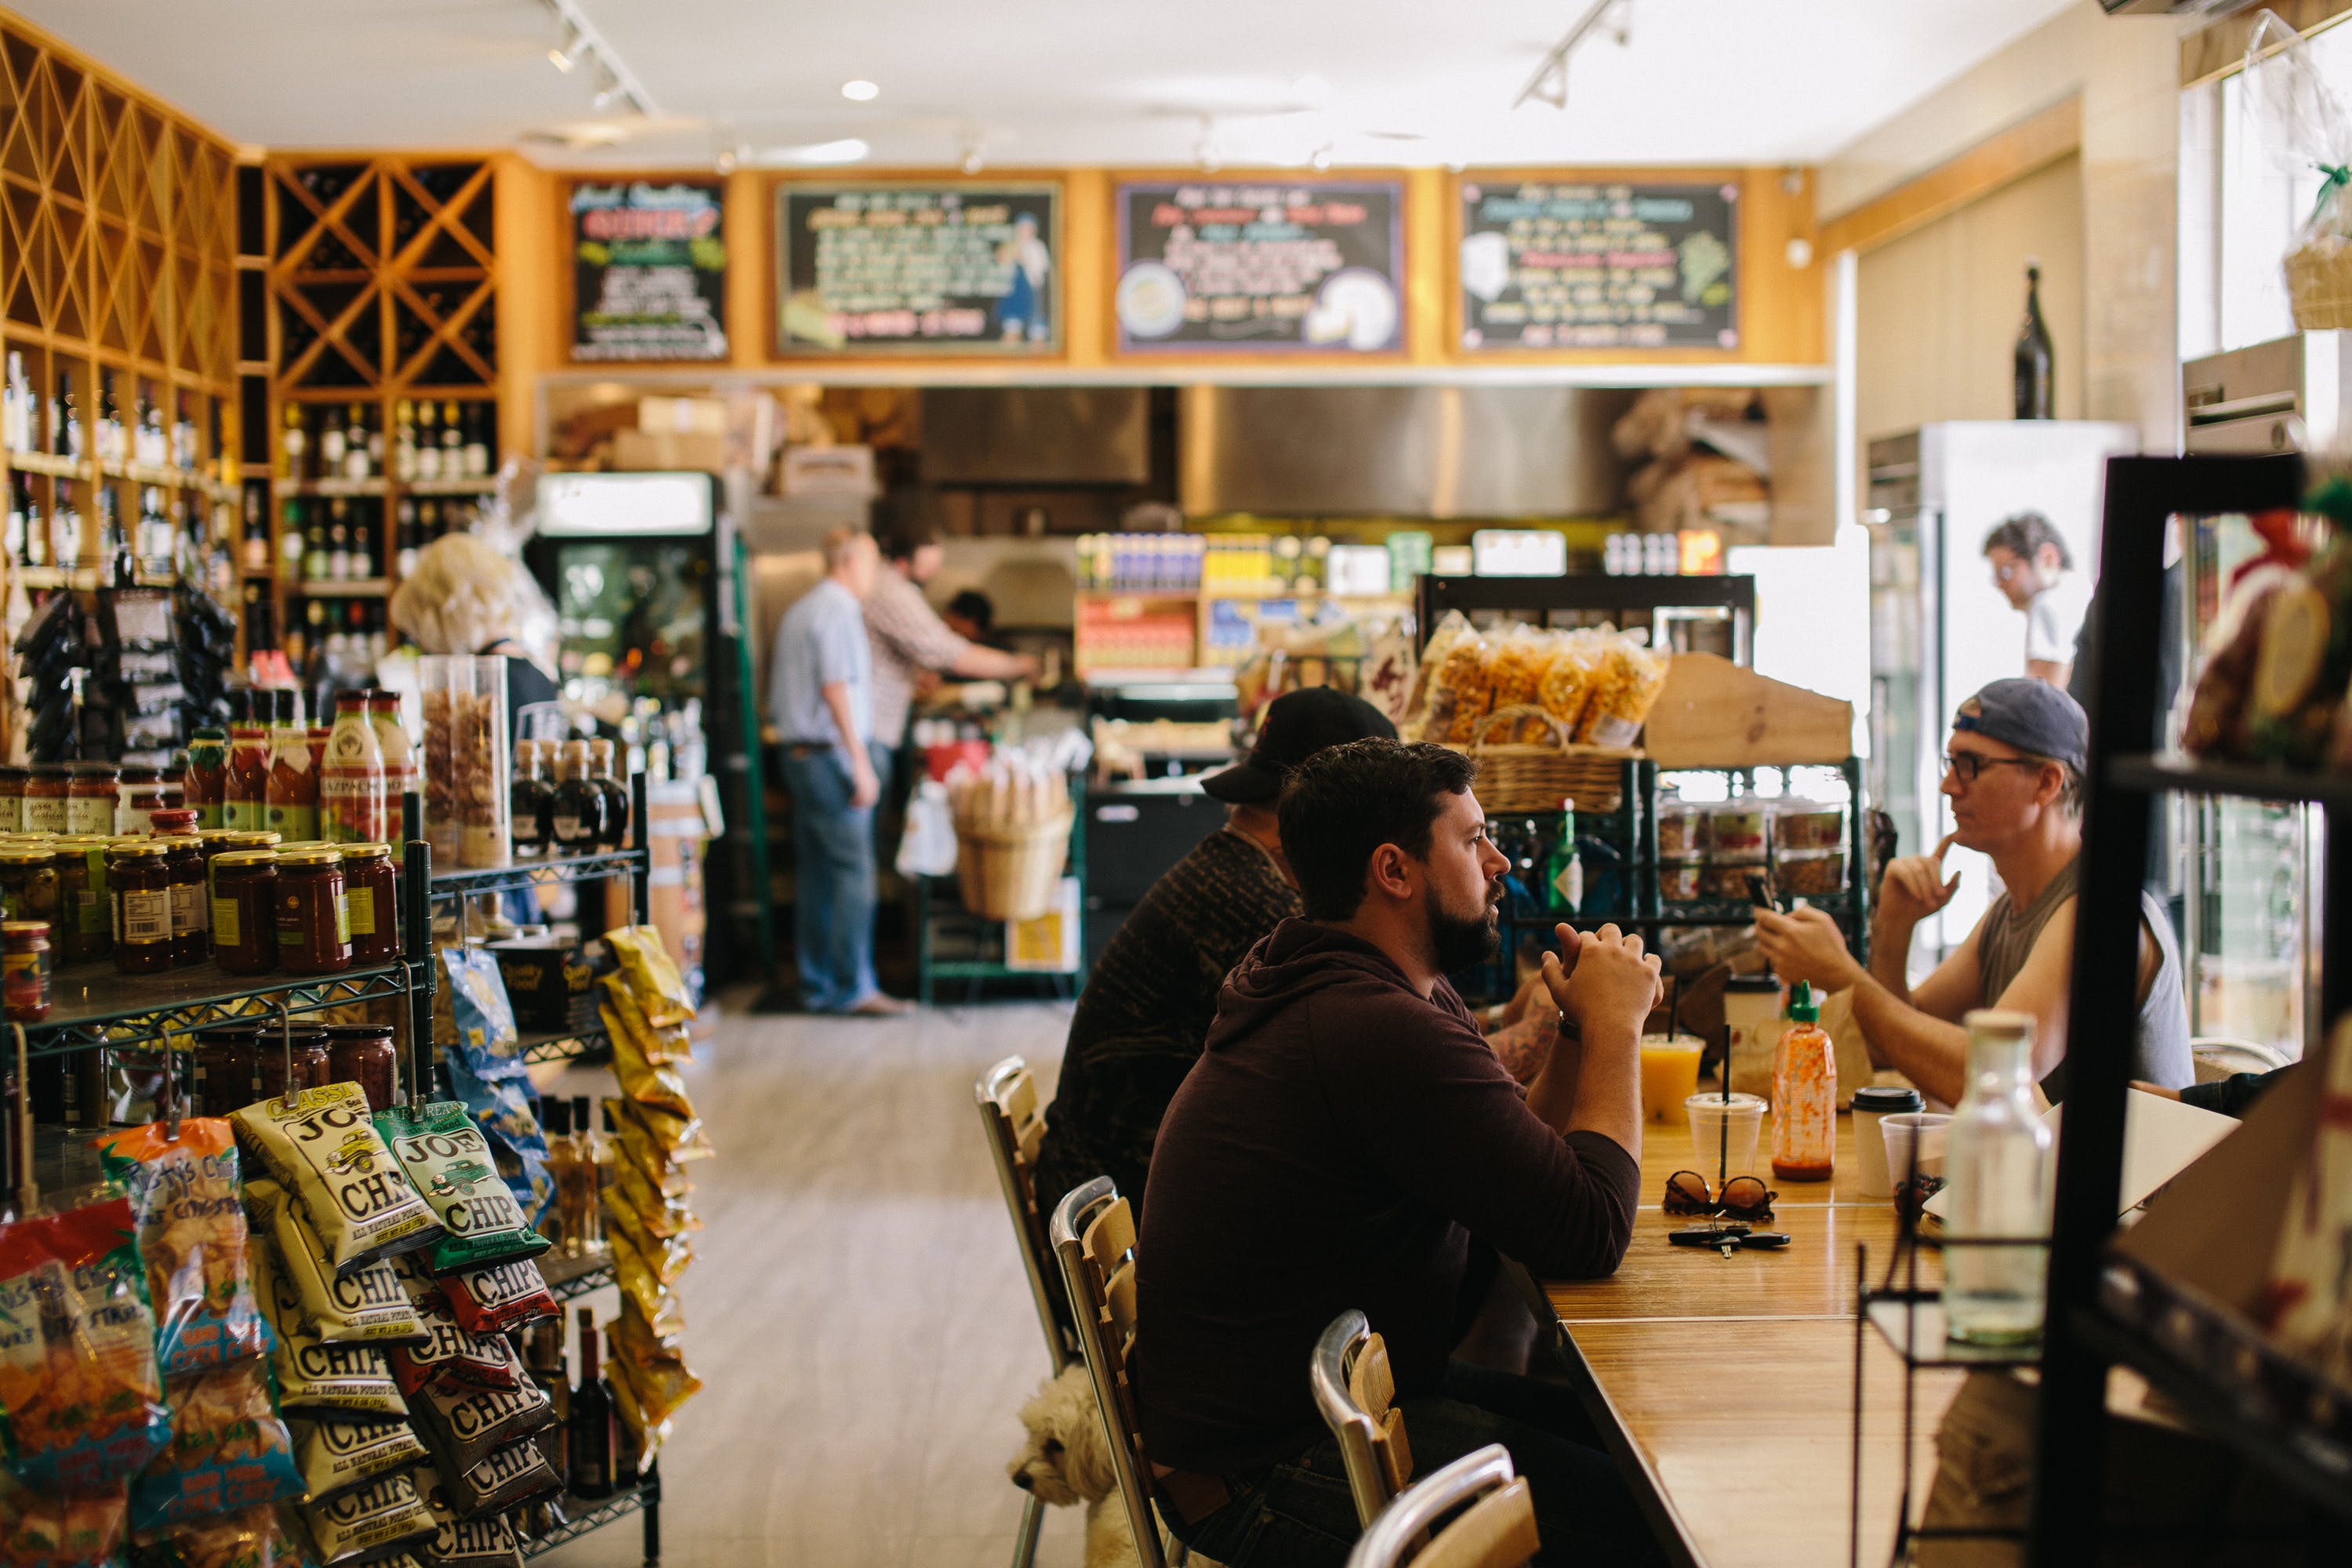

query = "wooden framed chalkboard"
[
  {"left": 775, "top": 180, "right": 1062, "bottom": 356},
  {"left": 1457, "top": 178, "right": 1739, "bottom": 351},
  {"left": 1113, "top": 179, "right": 1405, "bottom": 354},
  {"left": 569, "top": 179, "right": 730, "bottom": 362}
]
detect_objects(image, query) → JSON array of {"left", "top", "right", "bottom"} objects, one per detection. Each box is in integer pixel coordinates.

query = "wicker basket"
[
  {"left": 956, "top": 810, "right": 1075, "bottom": 922},
  {"left": 1447, "top": 706, "right": 1636, "bottom": 815},
  {"left": 2288, "top": 240, "right": 2352, "bottom": 330}
]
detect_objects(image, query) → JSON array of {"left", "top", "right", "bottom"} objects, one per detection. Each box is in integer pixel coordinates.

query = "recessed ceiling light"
[
  {"left": 840, "top": 80, "right": 880, "bottom": 102},
  {"left": 789, "top": 138, "right": 871, "bottom": 165}
]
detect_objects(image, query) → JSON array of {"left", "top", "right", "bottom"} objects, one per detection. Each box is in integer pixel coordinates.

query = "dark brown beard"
[{"left": 1428, "top": 881, "right": 1502, "bottom": 975}]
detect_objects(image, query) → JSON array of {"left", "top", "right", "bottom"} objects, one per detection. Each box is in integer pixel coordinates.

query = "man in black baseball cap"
[
  {"left": 1756, "top": 677, "right": 2189, "bottom": 1105},
  {"left": 1032, "top": 687, "right": 1398, "bottom": 1216}
]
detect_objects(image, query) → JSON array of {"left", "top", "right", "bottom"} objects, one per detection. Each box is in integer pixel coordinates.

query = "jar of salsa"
[
  {"left": 0, "top": 766, "right": 27, "bottom": 833},
  {"left": 193, "top": 1025, "right": 258, "bottom": 1115},
  {"left": 266, "top": 716, "right": 318, "bottom": 843},
  {"left": 325, "top": 1024, "right": 398, "bottom": 1112},
  {"left": 225, "top": 704, "right": 270, "bottom": 832},
  {"left": 2, "top": 921, "right": 52, "bottom": 1022},
  {"left": 186, "top": 729, "right": 228, "bottom": 828},
  {"left": 50, "top": 837, "right": 110, "bottom": 964},
  {"left": 65, "top": 764, "right": 118, "bottom": 837},
  {"left": 255, "top": 1025, "right": 329, "bottom": 1102},
  {"left": 210, "top": 850, "right": 278, "bottom": 975},
  {"left": 0, "top": 844, "right": 58, "bottom": 927},
  {"left": 151, "top": 810, "right": 206, "bottom": 965},
  {"left": 107, "top": 840, "right": 174, "bottom": 974},
  {"left": 24, "top": 764, "right": 68, "bottom": 835},
  {"left": 275, "top": 846, "right": 349, "bottom": 975},
  {"left": 339, "top": 842, "right": 398, "bottom": 964}
]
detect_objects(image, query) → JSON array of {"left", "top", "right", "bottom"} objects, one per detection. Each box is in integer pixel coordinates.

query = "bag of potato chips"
[
  {"left": 130, "top": 1360, "right": 303, "bottom": 1533},
  {"left": 604, "top": 927, "right": 695, "bottom": 1030},
  {"left": 234, "top": 1087, "right": 443, "bottom": 1275},
  {"left": 373, "top": 1103, "right": 548, "bottom": 1274},
  {"left": 96, "top": 1119, "right": 272, "bottom": 1377},
  {"left": 0, "top": 1468, "right": 127, "bottom": 1568}
]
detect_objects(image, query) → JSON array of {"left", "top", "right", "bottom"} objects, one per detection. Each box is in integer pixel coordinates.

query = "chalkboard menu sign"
[
  {"left": 1115, "top": 180, "right": 1403, "bottom": 354},
  {"left": 1457, "top": 180, "right": 1738, "bottom": 350},
  {"left": 569, "top": 180, "right": 728, "bottom": 361},
  {"left": 776, "top": 183, "right": 1061, "bottom": 355}
]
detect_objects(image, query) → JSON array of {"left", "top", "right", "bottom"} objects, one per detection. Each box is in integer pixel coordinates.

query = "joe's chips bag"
[
  {"left": 95, "top": 1119, "right": 272, "bottom": 1377},
  {"left": 372, "top": 1103, "right": 547, "bottom": 1274},
  {"left": 233, "top": 1087, "right": 441, "bottom": 1275}
]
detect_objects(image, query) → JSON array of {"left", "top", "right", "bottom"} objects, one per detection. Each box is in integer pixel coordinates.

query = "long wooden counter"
[{"left": 1534, "top": 1110, "right": 1960, "bottom": 1568}]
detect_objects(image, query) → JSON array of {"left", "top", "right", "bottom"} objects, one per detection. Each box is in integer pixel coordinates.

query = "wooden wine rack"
[
  {"left": 247, "top": 152, "right": 503, "bottom": 660},
  {"left": 0, "top": 10, "right": 241, "bottom": 758}
]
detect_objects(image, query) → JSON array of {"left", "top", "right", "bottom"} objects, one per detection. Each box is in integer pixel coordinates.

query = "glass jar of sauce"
[
  {"left": 254, "top": 1025, "right": 330, "bottom": 1102},
  {"left": 117, "top": 768, "right": 166, "bottom": 837},
  {"left": 275, "top": 846, "right": 350, "bottom": 975},
  {"left": 325, "top": 1024, "right": 398, "bottom": 1112},
  {"left": 0, "top": 766, "right": 27, "bottom": 833},
  {"left": 210, "top": 850, "right": 278, "bottom": 975},
  {"left": 50, "top": 837, "right": 111, "bottom": 964},
  {"left": 0, "top": 844, "right": 59, "bottom": 927},
  {"left": 193, "top": 1025, "right": 259, "bottom": 1115},
  {"left": 2, "top": 920, "right": 52, "bottom": 1022},
  {"left": 186, "top": 728, "right": 228, "bottom": 829},
  {"left": 339, "top": 842, "right": 398, "bottom": 964},
  {"left": 151, "top": 810, "right": 206, "bottom": 965},
  {"left": 65, "top": 764, "right": 118, "bottom": 837},
  {"left": 107, "top": 840, "right": 174, "bottom": 974},
  {"left": 24, "top": 764, "right": 68, "bottom": 835}
]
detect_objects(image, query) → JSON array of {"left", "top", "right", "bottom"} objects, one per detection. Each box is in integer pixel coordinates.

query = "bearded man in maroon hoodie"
[{"left": 1134, "top": 739, "right": 1665, "bottom": 1566}]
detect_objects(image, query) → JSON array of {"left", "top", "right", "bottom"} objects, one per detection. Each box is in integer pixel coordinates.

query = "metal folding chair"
[
  {"left": 1051, "top": 1176, "right": 1189, "bottom": 1568},
  {"left": 1312, "top": 1309, "right": 1416, "bottom": 1530},
  {"left": 976, "top": 1056, "right": 1072, "bottom": 1567},
  {"left": 1345, "top": 1445, "right": 1539, "bottom": 1568}
]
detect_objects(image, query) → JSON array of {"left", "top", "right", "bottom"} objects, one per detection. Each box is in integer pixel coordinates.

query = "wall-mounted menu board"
[
  {"left": 570, "top": 180, "right": 730, "bottom": 361},
  {"left": 1115, "top": 180, "right": 1403, "bottom": 354},
  {"left": 775, "top": 182, "right": 1062, "bottom": 355},
  {"left": 1457, "top": 180, "right": 1738, "bottom": 350}
]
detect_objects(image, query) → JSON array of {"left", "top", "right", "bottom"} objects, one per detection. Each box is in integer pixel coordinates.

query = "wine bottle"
[
  {"left": 511, "top": 740, "right": 552, "bottom": 859},
  {"left": 440, "top": 400, "right": 464, "bottom": 472},
  {"left": 415, "top": 401, "right": 441, "bottom": 481},
  {"left": 2013, "top": 263, "right": 2053, "bottom": 421},
  {"left": 463, "top": 403, "right": 490, "bottom": 477},
  {"left": 526, "top": 1319, "right": 570, "bottom": 1491},
  {"left": 589, "top": 739, "right": 630, "bottom": 848},
  {"left": 550, "top": 740, "right": 608, "bottom": 851},
  {"left": 568, "top": 1305, "right": 615, "bottom": 1500},
  {"left": 281, "top": 404, "right": 307, "bottom": 479},
  {"left": 318, "top": 405, "right": 346, "bottom": 474},
  {"left": 395, "top": 499, "right": 419, "bottom": 577},
  {"left": 343, "top": 401, "right": 371, "bottom": 481}
]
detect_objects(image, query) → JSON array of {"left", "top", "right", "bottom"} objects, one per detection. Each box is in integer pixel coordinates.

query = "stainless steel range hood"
[{"left": 1178, "top": 385, "right": 1634, "bottom": 517}]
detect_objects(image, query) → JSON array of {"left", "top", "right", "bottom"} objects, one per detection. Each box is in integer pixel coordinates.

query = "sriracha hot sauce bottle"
[{"left": 1771, "top": 980, "right": 1836, "bottom": 1182}]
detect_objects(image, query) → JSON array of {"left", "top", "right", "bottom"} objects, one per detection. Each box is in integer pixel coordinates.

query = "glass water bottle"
[{"left": 1942, "top": 1010, "right": 2056, "bottom": 1345}]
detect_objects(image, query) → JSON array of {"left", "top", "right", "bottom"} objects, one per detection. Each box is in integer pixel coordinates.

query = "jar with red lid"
[
  {"left": 107, "top": 840, "right": 174, "bottom": 974},
  {"left": 2, "top": 920, "right": 52, "bottom": 1022},
  {"left": 151, "top": 810, "right": 206, "bottom": 964},
  {"left": 325, "top": 1025, "right": 398, "bottom": 1112},
  {"left": 193, "top": 1025, "right": 258, "bottom": 1115},
  {"left": 24, "top": 764, "right": 68, "bottom": 835},
  {"left": 209, "top": 851, "right": 277, "bottom": 975},
  {"left": 50, "top": 837, "right": 110, "bottom": 964},
  {"left": 274, "top": 846, "right": 350, "bottom": 975},
  {"left": 254, "top": 1025, "right": 329, "bottom": 1102},
  {"left": 339, "top": 843, "right": 398, "bottom": 964}
]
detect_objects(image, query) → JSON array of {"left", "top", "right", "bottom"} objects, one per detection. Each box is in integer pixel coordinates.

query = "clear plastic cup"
[
  {"left": 1684, "top": 1091, "right": 1766, "bottom": 1181},
  {"left": 1878, "top": 1112, "right": 1952, "bottom": 1200}
]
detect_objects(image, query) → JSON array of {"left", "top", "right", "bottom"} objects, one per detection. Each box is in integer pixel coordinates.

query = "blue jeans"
[
  {"left": 782, "top": 744, "right": 880, "bottom": 1011},
  {"left": 1164, "top": 1359, "right": 1664, "bottom": 1567}
]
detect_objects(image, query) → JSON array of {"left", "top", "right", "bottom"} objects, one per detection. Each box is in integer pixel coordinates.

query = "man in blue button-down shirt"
[{"left": 769, "top": 528, "right": 907, "bottom": 1014}]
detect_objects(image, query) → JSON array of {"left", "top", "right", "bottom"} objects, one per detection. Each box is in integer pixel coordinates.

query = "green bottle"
[{"left": 1544, "top": 802, "right": 1581, "bottom": 915}]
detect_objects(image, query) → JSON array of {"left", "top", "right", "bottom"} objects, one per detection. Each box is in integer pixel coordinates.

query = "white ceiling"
[{"left": 24, "top": 0, "right": 2082, "bottom": 171}]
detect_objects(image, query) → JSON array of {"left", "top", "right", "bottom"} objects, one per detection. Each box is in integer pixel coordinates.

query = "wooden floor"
[{"left": 536, "top": 996, "right": 1092, "bottom": 1568}]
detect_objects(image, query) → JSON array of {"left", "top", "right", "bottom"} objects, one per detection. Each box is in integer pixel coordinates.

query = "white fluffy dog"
[{"left": 1007, "top": 1363, "right": 1139, "bottom": 1568}]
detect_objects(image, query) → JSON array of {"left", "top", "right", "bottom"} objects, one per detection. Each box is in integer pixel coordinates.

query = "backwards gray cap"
[{"left": 1953, "top": 678, "right": 2088, "bottom": 773}]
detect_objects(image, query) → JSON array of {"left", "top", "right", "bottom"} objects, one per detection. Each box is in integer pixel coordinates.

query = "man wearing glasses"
[
  {"left": 1984, "top": 511, "right": 2092, "bottom": 688},
  {"left": 1755, "top": 679, "right": 2191, "bottom": 1105}
]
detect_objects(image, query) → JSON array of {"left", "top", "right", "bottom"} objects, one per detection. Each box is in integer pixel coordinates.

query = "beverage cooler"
[
  {"left": 527, "top": 470, "right": 770, "bottom": 990},
  {"left": 1863, "top": 421, "right": 2136, "bottom": 968}
]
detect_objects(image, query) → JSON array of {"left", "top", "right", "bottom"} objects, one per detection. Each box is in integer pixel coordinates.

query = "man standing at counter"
[
  {"left": 770, "top": 528, "right": 906, "bottom": 1016},
  {"left": 1755, "top": 679, "right": 2190, "bottom": 1104},
  {"left": 1136, "top": 740, "right": 1662, "bottom": 1566},
  {"left": 864, "top": 516, "right": 1036, "bottom": 785}
]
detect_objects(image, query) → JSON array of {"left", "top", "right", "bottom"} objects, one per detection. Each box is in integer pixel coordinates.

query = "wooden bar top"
[
  {"left": 1547, "top": 1202, "right": 1935, "bottom": 1323},
  {"left": 1632, "top": 1104, "right": 1894, "bottom": 1208}
]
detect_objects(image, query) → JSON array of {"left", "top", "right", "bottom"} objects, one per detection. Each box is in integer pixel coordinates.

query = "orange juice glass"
[{"left": 1639, "top": 1033, "right": 1707, "bottom": 1122}]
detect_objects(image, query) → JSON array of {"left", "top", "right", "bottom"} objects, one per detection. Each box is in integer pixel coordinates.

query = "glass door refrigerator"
[
  {"left": 2171, "top": 332, "right": 2352, "bottom": 1058},
  {"left": 1864, "top": 421, "right": 2138, "bottom": 973},
  {"left": 528, "top": 470, "right": 771, "bottom": 990}
]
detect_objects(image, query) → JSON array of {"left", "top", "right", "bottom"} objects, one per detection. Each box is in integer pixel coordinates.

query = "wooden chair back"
[
  {"left": 1312, "top": 1310, "right": 1415, "bottom": 1527},
  {"left": 1345, "top": 1445, "right": 1538, "bottom": 1568},
  {"left": 1051, "top": 1176, "right": 1178, "bottom": 1568},
  {"left": 975, "top": 1056, "right": 1070, "bottom": 1368}
]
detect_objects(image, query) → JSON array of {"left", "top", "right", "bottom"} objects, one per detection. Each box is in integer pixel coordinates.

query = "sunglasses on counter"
[
  {"left": 1669, "top": 1223, "right": 1793, "bottom": 1256},
  {"left": 1662, "top": 1170, "right": 1777, "bottom": 1225}
]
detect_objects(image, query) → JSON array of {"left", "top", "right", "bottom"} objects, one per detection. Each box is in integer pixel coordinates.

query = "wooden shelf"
[
  {"left": 289, "top": 578, "right": 388, "bottom": 597},
  {"left": 2, "top": 450, "right": 88, "bottom": 479},
  {"left": 275, "top": 477, "right": 388, "bottom": 496}
]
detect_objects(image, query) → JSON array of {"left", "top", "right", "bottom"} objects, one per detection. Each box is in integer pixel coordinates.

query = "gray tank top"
[{"left": 1975, "top": 858, "right": 2194, "bottom": 1099}]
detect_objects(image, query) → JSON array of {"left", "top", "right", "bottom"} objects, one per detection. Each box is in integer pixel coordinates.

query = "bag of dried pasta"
[
  {"left": 95, "top": 1119, "right": 272, "bottom": 1378},
  {"left": 129, "top": 1360, "right": 303, "bottom": 1533},
  {"left": 1398, "top": 611, "right": 1472, "bottom": 740},
  {"left": 0, "top": 1469, "right": 126, "bottom": 1568},
  {"left": 1578, "top": 636, "right": 1671, "bottom": 747},
  {"left": 1486, "top": 626, "right": 1554, "bottom": 724},
  {"left": 1535, "top": 631, "right": 1606, "bottom": 743},
  {"left": 1436, "top": 633, "right": 1499, "bottom": 745},
  {"left": 0, "top": 1192, "right": 172, "bottom": 1494}
]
